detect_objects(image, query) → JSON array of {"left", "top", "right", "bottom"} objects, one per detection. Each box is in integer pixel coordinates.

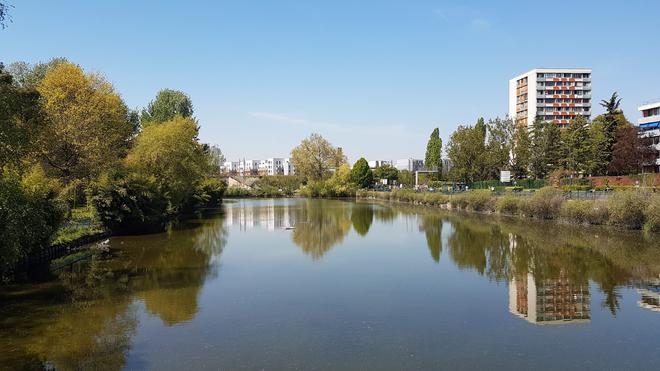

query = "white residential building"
[
  {"left": 283, "top": 158, "right": 295, "bottom": 175},
  {"left": 238, "top": 159, "right": 259, "bottom": 176},
  {"left": 637, "top": 101, "right": 660, "bottom": 172},
  {"left": 509, "top": 68, "right": 592, "bottom": 129},
  {"left": 265, "top": 158, "right": 284, "bottom": 176},
  {"left": 394, "top": 158, "right": 424, "bottom": 172},
  {"left": 223, "top": 161, "right": 239, "bottom": 173}
]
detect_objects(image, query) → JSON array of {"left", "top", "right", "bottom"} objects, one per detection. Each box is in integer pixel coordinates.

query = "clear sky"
[{"left": 2, "top": 0, "right": 659, "bottom": 162}]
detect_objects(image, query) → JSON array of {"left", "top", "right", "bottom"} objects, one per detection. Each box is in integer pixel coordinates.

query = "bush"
[
  {"left": 520, "top": 187, "right": 564, "bottom": 219},
  {"left": 224, "top": 187, "right": 252, "bottom": 197},
  {"left": 608, "top": 190, "right": 648, "bottom": 229},
  {"left": 1, "top": 169, "right": 65, "bottom": 278},
  {"left": 464, "top": 190, "right": 495, "bottom": 212},
  {"left": 186, "top": 178, "right": 226, "bottom": 210},
  {"left": 496, "top": 196, "right": 521, "bottom": 215},
  {"left": 560, "top": 200, "right": 609, "bottom": 225},
  {"left": 57, "top": 179, "right": 88, "bottom": 208},
  {"left": 643, "top": 194, "right": 660, "bottom": 233},
  {"left": 90, "top": 173, "right": 170, "bottom": 234},
  {"left": 254, "top": 176, "right": 304, "bottom": 196}
]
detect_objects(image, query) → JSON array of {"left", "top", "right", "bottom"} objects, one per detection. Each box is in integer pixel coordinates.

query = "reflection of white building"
[
  {"left": 224, "top": 201, "right": 298, "bottom": 231},
  {"left": 509, "top": 272, "right": 590, "bottom": 325},
  {"left": 637, "top": 278, "right": 660, "bottom": 312}
]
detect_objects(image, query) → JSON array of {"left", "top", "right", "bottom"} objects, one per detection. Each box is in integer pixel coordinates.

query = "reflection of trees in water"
[
  {"left": 442, "top": 214, "right": 644, "bottom": 315},
  {"left": 1, "top": 212, "right": 228, "bottom": 370},
  {"left": 292, "top": 200, "right": 351, "bottom": 259},
  {"left": 420, "top": 215, "right": 443, "bottom": 263},
  {"left": 351, "top": 203, "right": 374, "bottom": 236}
]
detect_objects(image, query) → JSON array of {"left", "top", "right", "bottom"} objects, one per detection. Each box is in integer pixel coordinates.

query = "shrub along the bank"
[
  {"left": 644, "top": 194, "right": 660, "bottom": 232},
  {"left": 560, "top": 200, "right": 609, "bottom": 225},
  {"left": 90, "top": 172, "right": 171, "bottom": 234},
  {"left": 357, "top": 187, "right": 660, "bottom": 232},
  {"left": 1, "top": 169, "right": 66, "bottom": 279},
  {"left": 607, "top": 190, "right": 648, "bottom": 229}
]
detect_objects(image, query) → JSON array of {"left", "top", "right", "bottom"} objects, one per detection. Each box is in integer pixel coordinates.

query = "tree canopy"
[
  {"left": 350, "top": 158, "right": 373, "bottom": 188},
  {"left": 291, "top": 133, "right": 345, "bottom": 181},
  {"left": 424, "top": 128, "right": 443, "bottom": 177},
  {"left": 37, "top": 62, "right": 133, "bottom": 181},
  {"left": 141, "top": 89, "right": 194, "bottom": 124}
]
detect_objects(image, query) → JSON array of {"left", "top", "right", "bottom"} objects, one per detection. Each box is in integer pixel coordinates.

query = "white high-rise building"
[
  {"left": 637, "top": 101, "right": 660, "bottom": 172},
  {"left": 509, "top": 68, "right": 592, "bottom": 129}
]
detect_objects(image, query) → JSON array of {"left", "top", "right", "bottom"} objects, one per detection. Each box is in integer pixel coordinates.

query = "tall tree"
[
  {"left": 447, "top": 124, "right": 486, "bottom": 183},
  {"left": 291, "top": 133, "right": 343, "bottom": 181},
  {"left": 37, "top": 62, "right": 133, "bottom": 181},
  {"left": 511, "top": 123, "right": 531, "bottom": 178},
  {"left": 484, "top": 117, "right": 515, "bottom": 179},
  {"left": 350, "top": 158, "right": 373, "bottom": 188},
  {"left": 0, "top": 63, "right": 45, "bottom": 168},
  {"left": 586, "top": 120, "right": 610, "bottom": 176},
  {"left": 529, "top": 116, "right": 561, "bottom": 179},
  {"left": 424, "top": 128, "right": 443, "bottom": 179},
  {"left": 561, "top": 115, "right": 590, "bottom": 172},
  {"left": 596, "top": 92, "right": 627, "bottom": 168},
  {"left": 141, "top": 89, "right": 194, "bottom": 124}
]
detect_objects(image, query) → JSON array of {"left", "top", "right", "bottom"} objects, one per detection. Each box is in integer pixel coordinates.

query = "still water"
[{"left": 2, "top": 198, "right": 660, "bottom": 370}]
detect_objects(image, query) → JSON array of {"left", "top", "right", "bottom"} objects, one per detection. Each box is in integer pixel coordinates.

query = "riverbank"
[{"left": 357, "top": 188, "right": 660, "bottom": 232}]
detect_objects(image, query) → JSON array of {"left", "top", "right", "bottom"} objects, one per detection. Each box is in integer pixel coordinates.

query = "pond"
[{"left": 2, "top": 198, "right": 660, "bottom": 370}]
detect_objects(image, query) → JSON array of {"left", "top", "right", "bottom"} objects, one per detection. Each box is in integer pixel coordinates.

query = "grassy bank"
[{"left": 357, "top": 188, "right": 660, "bottom": 232}]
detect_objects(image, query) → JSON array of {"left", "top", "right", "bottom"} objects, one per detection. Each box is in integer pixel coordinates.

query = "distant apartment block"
[
  {"left": 394, "top": 158, "right": 425, "bottom": 172},
  {"left": 367, "top": 160, "right": 392, "bottom": 169},
  {"left": 638, "top": 101, "right": 660, "bottom": 172},
  {"left": 509, "top": 68, "right": 592, "bottom": 128},
  {"left": 224, "top": 157, "right": 295, "bottom": 175}
]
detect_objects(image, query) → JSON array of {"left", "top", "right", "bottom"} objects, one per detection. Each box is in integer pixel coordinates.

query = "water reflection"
[
  {"left": 0, "top": 213, "right": 228, "bottom": 370},
  {"left": 3, "top": 200, "right": 660, "bottom": 370}
]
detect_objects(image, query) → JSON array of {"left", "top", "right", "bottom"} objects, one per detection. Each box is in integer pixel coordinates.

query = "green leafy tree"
[
  {"left": 484, "top": 117, "right": 515, "bottom": 179},
  {"left": 561, "top": 115, "right": 590, "bottom": 172},
  {"left": 291, "top": 133, "right": 344, "bottom": 181},
  {"left": 447, "top": 123, "right": 486, "bottom": 183},
  {"left": 373, "top": 164, "right": 399, "bottom": 183},
  {"left": 586, "top": 120, "right": 610, "bottom": 175},
  {"left": 529, "top": 116, "right": 561, "bottom": 179},
  {"left": 0, "top": 64, "right": 45, "bottom": 168},
  {"left": 350, "top": 158, "right": 373, "bottom": 188},
  {"left": 424, "top": 128, "right": 443, "bottom": 179},
  {"left": 125, "top": 116, "right": 210, "bottom": 209},
  {"left": 398, "top": 170, "right": 413, "bottom": 187},
  {"left": 141, "top": 89, "right": 194, "bottom": 124},
  {"left": 595, "top": 92, "right": 628, "bottom": 168},
  {"left": 511, "top": 123, "right": 531, "bottom": 178},
  {"left": 7, "top": 58, "right": 69, "bottom": 88}
]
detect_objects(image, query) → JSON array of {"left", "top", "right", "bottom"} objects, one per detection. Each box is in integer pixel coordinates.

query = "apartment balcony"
[{"left": 639, "top": 116, "right": 660, "bottom": 125}]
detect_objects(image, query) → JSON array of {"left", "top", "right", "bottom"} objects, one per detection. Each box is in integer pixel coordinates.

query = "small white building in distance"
[
  {"left": 509, "top": 68, "right": 592, "bottom": 129},
  {"left": 223, "top": 161, "right": 239, "bottom": 173},
  {"left": 283, "top": 158, "right": 295, "bottom": 175},
  {"left": 368, "top": 160, "right": 393, "bottom": 169}
]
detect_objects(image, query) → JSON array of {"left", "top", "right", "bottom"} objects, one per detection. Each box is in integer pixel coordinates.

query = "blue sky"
[{"left": 2, "top": 0, "right": 659, "bottom": 162}]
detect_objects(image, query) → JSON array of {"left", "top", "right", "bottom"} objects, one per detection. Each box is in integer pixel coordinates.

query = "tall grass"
[{"left": 608, "top": 190, "right": 648, "bottom": 229}]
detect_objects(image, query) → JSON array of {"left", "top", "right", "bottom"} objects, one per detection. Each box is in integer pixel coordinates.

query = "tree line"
[
  {"left": 444, "top": 93, "right": 658, "bottom": 184},
  {"left": 1, "top": 58, "right": 225, "bottom": 277}
]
